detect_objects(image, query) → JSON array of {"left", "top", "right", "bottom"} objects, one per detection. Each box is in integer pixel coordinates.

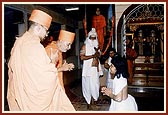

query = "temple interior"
[{"left": 3, "top": 3, "right": 165, "bottom": 112}]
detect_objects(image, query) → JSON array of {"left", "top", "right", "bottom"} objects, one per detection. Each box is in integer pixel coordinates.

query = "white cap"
[{"left": 88, "top": 28, "right": 97, "bottom": 37}]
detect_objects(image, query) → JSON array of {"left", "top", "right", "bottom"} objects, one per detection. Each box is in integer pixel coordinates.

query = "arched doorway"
[
  {"left": 119, "top": 4, "right": 164, "bottom": 85},
  {"left": 123, "top": 4, "right": 164, "bottom": 63}
]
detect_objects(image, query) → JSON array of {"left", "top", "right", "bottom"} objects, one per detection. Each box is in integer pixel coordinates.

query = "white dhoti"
[
  {"left": 81, "top": 31, "right": 101, "bottom": 104},
  {"left": 82, "top": 67, "right": 100, "bottom": 104},
  {"left": 109, "top": 75, "right": 138, "bottom": 111}
]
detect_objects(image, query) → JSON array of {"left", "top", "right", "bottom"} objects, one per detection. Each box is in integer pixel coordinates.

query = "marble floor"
[
  {"left": 4, "top": 69, "right": 165, "bottom": 112},
  {"left": 65, "top": 77, "right": 165, "bottom": 112}
]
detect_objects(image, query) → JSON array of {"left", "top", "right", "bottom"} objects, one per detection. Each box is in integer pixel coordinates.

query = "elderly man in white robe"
[
  {"left": 80, "top": 28, "right": 103, "bottom": 110},
  {"left": 7, "top": 9, "right": 75, "bottom": 111}
]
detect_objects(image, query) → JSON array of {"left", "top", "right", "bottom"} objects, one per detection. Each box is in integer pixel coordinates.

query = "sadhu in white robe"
[
  {"left": 7, "top": 31, "right": 75, "bottom": 111},
  {"left": 81, "top": 42, "right": 103, "bottom": 104}
]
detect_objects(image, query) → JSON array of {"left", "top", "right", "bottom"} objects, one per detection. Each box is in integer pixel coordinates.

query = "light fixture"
[{"left": 65, "top": 7, "right": 79, "bottom": 11}]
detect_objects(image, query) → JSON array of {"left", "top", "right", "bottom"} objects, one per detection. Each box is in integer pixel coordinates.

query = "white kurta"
[
  {"left": 109, "top": 75, "right": 138, "bottom": 111},
  {"left": 106, "top": 57, "right": 113, "bottom": 89},
  {"left": 7, "top": 31, "right": 75, "bottom": 111},
  {"left": 82, "top": 44, "right": 100, "bottom": 104}
]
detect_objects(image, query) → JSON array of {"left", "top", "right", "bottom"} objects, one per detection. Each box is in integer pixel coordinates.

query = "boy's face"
[{"left": 109, "top": 51, "right": 115, "bottom": 58}]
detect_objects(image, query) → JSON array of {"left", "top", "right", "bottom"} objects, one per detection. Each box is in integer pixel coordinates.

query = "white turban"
[
  {"left": 88, "top": 28, "right": 97, "bottom": 38},
  {"left": 85, "top": 28, "right": 98, "bottom": 48}
]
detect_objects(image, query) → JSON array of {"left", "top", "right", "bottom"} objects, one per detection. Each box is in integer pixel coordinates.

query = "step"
[
  {"left": 134, "top": 62, "right": 164, "bottom": 68},
  {"left": 134, "top": 70, "right": 164, "bottom": 76},
  {"left": 135, "top": 58, "right": 154, "bottom": 63},
  {"left": 131, "top": 76, "right": 164, "bottom": 87},
  {"left": 130, "top": 79, "right": 164, "bottom": 87},
  {"left": 135, "top": 56, "right": 154, "bottom": 63},
  {"left": 133, "top": 77, "right": 164, "bottom": 81},
  {"left": 134, "top": 74, "right": 164, "bottom": 78},
  {"left": 128, "top": 86, "right": 164, "bottom": 97}
]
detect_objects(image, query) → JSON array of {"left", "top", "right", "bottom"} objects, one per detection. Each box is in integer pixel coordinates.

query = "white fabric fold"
[
  {"left": 109, "top": 75, "right": 138, "bottom": 111},
  {"left": 82, "top": 34, "right": 101, "bottom": 104}
]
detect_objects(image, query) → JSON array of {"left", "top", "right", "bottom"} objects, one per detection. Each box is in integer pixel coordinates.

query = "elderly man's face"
[
  {"left": 58, "top": 40, "right": 72, "bottom": 52},
  {"left": 38, "top": 25, "right": 48, "bottom": 41},
  {"left": 89, "top": 36, "right": 96, "bottom": 40}
]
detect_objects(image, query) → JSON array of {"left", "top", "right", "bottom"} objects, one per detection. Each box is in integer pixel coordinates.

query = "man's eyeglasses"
[{"left": 45, "top": 31, "right": 50, "bottom": 37}]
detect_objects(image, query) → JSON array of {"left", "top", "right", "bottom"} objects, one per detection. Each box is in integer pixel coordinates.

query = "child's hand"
[{"left": 101, "top": 87, "right": 112, "bottom": 96}]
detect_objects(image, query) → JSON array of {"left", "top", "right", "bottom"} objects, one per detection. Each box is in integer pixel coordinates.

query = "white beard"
[
  {"left": 59, "top": 46, "right": 67, "bottom": 52},
  {"left": 85, "top": 38, "right": 98, "bottom": 48},
  {"left": 57, "top": 40, "right": 70, "bottom": 52},
  {"left": 57, "top": 43, "right": 67, "bottom": 52}
]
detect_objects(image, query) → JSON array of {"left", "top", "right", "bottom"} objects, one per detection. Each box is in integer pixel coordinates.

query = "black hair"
[
  {"left": 48, "top": 30, "right": 60, "bottom": 41},
  {"left": 111, "top": 54, "right": 129, "bottom": 79},
  {"left": 40, "top": 30, "right": 60, "bottom": 47},
  {"left": 111, "top": 48, "right": 116, "bottom": 53},
  {"left": 107, "top": 47, "right": 116, "bottom": 54}
]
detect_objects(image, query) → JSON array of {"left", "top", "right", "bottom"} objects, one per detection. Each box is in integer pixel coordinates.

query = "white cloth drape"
[
  {"left": 109, "top": 75, "right": 138, "bottom": 111},
  {"left": 82, "top": 43, "right": 100, "bottom": 104},
  {"left": 106, "top": 57, "right": 113, "bottom": 89}
]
